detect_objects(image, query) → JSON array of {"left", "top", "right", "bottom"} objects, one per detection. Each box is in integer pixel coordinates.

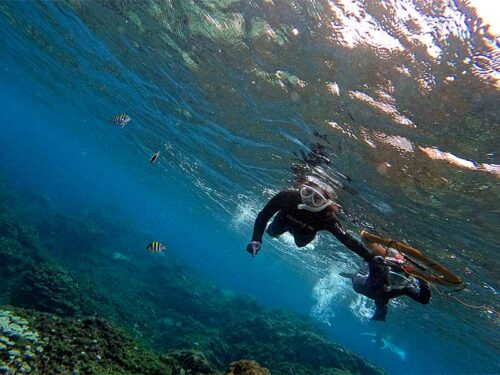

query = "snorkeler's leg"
[
  {"left": 368, "top": 256, "right": 388, "bottom": 279},
  {"left": 293, "top": 233, "right": 316, "bottom": 247},
  {"left": 402, "top": 278, "right": 431, "bottom": 304},
  {"left": 351, "top": 275, "right": 369, "bottom": 294},
  {"left": 266, "top": 211, "right": 288, "bottom": 237},
  {"left": 371, "top": 298, "right": 389, "bottom": 321}
]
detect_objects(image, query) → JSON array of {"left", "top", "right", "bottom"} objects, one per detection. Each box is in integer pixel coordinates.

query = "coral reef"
[
  {"left": 225, "top": 360, "right": 270, "bottom": 375},
  {"left": 1, "top": 308, "right": 269, "bottom": 375},
  {"left": 12, "top": 263, "right": 84, "bottom": 316},
  {"left": 0, "top": 309, "right": 40, "bottom": 374},
  {"left": 164, "top": 350, "right": 216, "bottom": 374},
  {"left": 28, "top": 311, "right": 172, "bottom": 375},
  {"left": 0, "top": 181, "right": 385, "bottom": 375},
  {"left": 3, "top": 308, "right": 214, "bottom": 375},
  {"left": 0, "top": 216, "right": 46, "bottom": 307},
  {"left": 213, "top": 311, "right": 382, "bottom": 375}
]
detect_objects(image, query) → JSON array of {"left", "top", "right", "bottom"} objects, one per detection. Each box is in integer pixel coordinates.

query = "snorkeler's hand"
[{"left": 246, "top": 241, "right": 262, "bottom": 257}]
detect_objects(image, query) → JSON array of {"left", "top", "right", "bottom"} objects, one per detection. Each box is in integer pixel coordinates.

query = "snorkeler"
[
  {"left": 246, "top": 181, "right": 371, "bottom": 261},
  {"left": 340, "top": 254, "right": 431, "bottom": 321}
]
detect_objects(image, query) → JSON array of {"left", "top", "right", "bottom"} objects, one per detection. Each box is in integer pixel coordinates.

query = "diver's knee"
[
  {"left": 265, "top": 228, "right": 281, "bottom": 238},
  {"left": 294, "top": 236, "right": 313, "bottom": 247}
]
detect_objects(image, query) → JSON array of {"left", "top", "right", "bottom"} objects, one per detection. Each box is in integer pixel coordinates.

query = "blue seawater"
[{"left": 0, "top": 1, "right": 498, "bottom": 374}]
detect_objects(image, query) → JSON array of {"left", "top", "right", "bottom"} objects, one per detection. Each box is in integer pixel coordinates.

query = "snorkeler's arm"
[
  {"left": 251, "top": 191, "right": 292, "bottom": 243},
  {"left": 327, "top": 222, "right": 372, "bottom": 262}
]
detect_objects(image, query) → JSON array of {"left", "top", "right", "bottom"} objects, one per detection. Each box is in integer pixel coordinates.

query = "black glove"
[{"left": 246, "top": 241, "right": 262, "bottom": 257}]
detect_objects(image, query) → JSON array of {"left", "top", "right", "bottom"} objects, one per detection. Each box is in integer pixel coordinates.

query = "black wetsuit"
[
  {"left": 352, "top": 256, "right": 431, "bottom": 321},
  {"left": 251, "top": 190, "right": 371, "bottom": 261}
]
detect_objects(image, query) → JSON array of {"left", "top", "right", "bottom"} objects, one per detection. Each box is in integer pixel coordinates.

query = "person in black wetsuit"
[
  {"left": 246, "top": 181, "right": 430, "bottom": 320},
  {"left": 246, "top": 181, "right": 371, "bottom": 261},
  {"left": 342, "top": 255, "right": 431, "bottom": 321}
]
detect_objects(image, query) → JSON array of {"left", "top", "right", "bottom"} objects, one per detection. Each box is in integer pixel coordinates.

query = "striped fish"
[
  {"left": 110, "top": 114, "right": 131, "bottom": 128},
  {"left": 149, "top": 151, "right": 160, "bottom": 163},
  {"left": 146, "top": 241, "right": 166, "bottom": 253}
]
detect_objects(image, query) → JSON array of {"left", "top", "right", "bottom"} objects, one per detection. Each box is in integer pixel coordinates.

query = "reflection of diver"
[
  {"left": 291, "top": 140, "right": 358, "bottom": 197},
  {"left": 361, "top": 332, "right": 407, "bottom": 360},
  {"left": 341, "top": 253, "right": 431, "bottom": 321},
  {"left": 246, "top": 181, "right": 371, "bottom": 260},
  {"left": 291, "top": 142, "right": 330, "bottom": 183}
]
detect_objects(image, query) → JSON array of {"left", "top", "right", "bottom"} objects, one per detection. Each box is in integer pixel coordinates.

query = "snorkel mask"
[{"left": 297, "top": 185, "right": 333, "bottom": 212}]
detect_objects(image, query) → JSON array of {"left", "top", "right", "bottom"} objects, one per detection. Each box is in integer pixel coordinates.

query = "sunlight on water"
[
  {"left": 350, "top": 294, "right": 375, "bottom": 321},
  {"left": 312, "top": 266, "right": 351, "bottom": 324},
  {"left": 470, "top": 0, "right": 500, "bottom": 35},
  {"left": 231, "top": 200, "right": 260, "bottom": 231},
  {"left": 419, "top": 146, "right": 500, "bottom": 177}
]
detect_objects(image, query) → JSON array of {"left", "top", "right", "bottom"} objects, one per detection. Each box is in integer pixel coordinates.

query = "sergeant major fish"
[
  {"left": 146, "top": 241, "right": 166, "bottom": 253},
  {"left": 110, "top": 114, "right": 131, "bottom": 128}
]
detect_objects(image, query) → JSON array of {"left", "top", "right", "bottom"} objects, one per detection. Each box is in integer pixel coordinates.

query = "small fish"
[
  {"left": 149, "top": 151, "right": 160, "bottom": 163},
  {"left": 110, "top": 114, "right": 131, "bottom": 128},
  {"left": 146, "top": 241, "right": 166, "bottom": 253}
]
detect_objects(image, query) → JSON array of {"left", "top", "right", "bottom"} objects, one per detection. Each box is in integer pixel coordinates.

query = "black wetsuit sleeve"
[
  {"left": 326, "top": 221, "right": 372, "bottom": 262},
  {"left": 251, "top": 191, "right": 292, "bottom": 243},
  {"left": 388, "top": 279, "right": 431, "bottom": 304}
]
